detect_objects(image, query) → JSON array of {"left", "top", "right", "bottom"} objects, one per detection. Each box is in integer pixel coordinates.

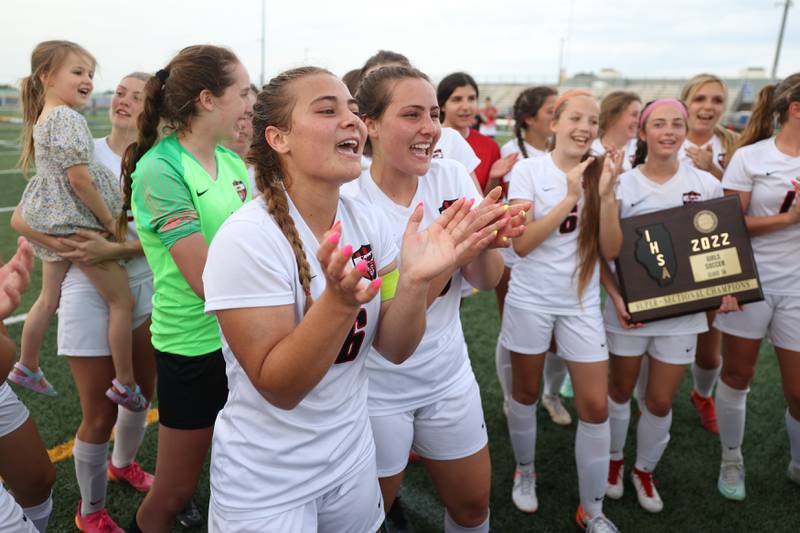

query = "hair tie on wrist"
[{"left": 155, "top": 69, "right": 169, "bottom": 85}]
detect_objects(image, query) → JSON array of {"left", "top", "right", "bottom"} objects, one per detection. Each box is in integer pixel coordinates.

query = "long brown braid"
[
  {"left": 248, "top": 66, "right": 332, "bottom": 313},
  {"left": 512, "top": 86, "right": 557, "bottom": 158}
]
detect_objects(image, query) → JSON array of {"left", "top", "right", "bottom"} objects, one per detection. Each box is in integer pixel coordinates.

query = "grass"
[{"left": 2, "top": 122, "right": 798, "bottom": 532}]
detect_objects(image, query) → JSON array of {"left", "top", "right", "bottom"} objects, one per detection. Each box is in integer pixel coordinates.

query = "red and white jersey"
[
  {"left": 203, "top": 194, "right": 397, "bottom": 520},
  {"left": 506, "top": 153, "right": 600, "bottom": 314},
  {"left": 679, "top": 134, "right": 726, "bottom": 172},
  {"left": 722, "top": 137, "right": 800, "bottom": 295},
  {"left": 343, "top": 159, "right": 483, "bottom": 415},
  {"left": 604, "top": 163, "right": 723, "bottom": 335}
]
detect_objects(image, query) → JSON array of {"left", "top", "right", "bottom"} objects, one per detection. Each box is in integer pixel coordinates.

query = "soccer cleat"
[
  {"left": 690, "top": 390, "right": 719, "bottom": 434},
  {"left": 105, "top": 379, "right": 149, "bottom": 412},
  {"left": 631, "top": 468, "right": 663, "bottom": 513},
  {"left": 107, "top": 459, "right": 154, "bottom": 492},
  {"left": 560, "top": 375, "right": 574, "bottom": 398},
  {"left": 606, "top": 459, "right": 624, "bottom": 499},
  {"left": 74, "top": 502, "right": 124, "bottom": 533},
  {"left": 542, "top": 393, "right": 572, "bottom": 426},
  {"left": 575, "top": 505, "right": 620, "bottom": 533},
  {"left": 787, "top": 462, "right": 800, "bottom": 486},
  {"left": 511, "top": 465, "right": 538, "bottom": 513},
  {"left": 176, "top": 499, "right": 205, "bottom": 529},
  {"left": 718, "top": 459, "right": 746, "bottom": 501}
]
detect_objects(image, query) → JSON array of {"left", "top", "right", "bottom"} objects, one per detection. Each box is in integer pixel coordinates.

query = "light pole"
[
  {"left": 260, "top": 0, "right": 266, "bottom": 86},
  {"left": 771, "top": 0, "right": 793, "bottom": 79}
]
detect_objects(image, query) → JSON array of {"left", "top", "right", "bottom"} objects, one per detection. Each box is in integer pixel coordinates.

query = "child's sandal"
[{"left": 7, "top": 362, "right": 58, "bottom": 396}]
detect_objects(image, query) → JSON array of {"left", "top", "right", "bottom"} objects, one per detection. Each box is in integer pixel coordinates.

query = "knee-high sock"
[
  {"left": 73, "top": 439, "right": 109, "bottom": 516},
  {"left": 543, "top": 352, "right": 567, "bottom": 397},
  {"left": 634, "top": 356, "right": 649, "bottom": 404},
  {"left": 635, "top": 407, "right": 672, "bottom": 472},
  {"left": 608, "top": 397, "right": 631, "bottom": 461},
  {"left": 111, "top": 406, "right": 148, "bottom": 468},
  {"left": 444, "top": 509, "right": 489, "bottom": 533},
  {"left": 495, "top": 339, "right": 512, "bottom": 400},
  {"left": 507, "top": 398, "right": 537, "bottom": 467},
  {"left": 692, "top": 362, "right": 720, "bottom": 398},
  {"left": 716, "top": 380, "right": 748, "bottom": 462},
  {"left": 22, "top": 490, "right": 52, "bottom": 532},
  {"left": 786, "top": 410, "right": 800, "bottom": 467},
  {"left": 575, "top": 420, "right": 610, "bottom": 519}
]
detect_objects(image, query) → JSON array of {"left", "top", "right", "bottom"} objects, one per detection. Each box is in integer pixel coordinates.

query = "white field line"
[
  {"left": 0, "top": 169, "right": 21, "bottom": 175},
  {"left": 0, "top": 206, "right": 17, "bottom": 213},
  {"left": 3, "top": 313, "right": 26, "bottom": 326}
]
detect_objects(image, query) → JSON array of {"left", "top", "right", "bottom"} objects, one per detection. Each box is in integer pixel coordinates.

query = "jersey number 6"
[
  {"left": 779, "top": 189, "right": 797, "bottom": 214},
  {"left": 335, "top": 308, "right": 368, "bottom": 364},
  {"left": 559, "top": 205, "right": 578, "bottom": 234}
]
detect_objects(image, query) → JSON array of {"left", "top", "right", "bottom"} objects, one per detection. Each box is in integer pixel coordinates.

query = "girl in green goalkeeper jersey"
[{"left": 119, "top": 45, "right": 253, "bottom": 533}]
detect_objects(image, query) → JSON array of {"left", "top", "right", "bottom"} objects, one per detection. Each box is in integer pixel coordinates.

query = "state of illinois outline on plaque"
[{"left": 615, "top": 195, "right": 763, "bottom": 323}]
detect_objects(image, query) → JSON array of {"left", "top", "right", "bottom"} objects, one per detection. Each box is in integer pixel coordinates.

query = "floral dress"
[{"left": 19, "top": 105, "right": 122, "bottom": 261}]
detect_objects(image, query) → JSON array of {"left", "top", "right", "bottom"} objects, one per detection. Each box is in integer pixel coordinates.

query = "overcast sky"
[{"left": 2, "top": 0, "right": 798, "bottom": 91}]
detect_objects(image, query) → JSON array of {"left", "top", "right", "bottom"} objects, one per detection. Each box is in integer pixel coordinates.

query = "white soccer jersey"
[
  {"left": 203, "top": 194, "right": 397, "bottom": 520},
  {"left": 343, "top": 159, "right": 483, "bottom": 415},
  {"left": 722, "top": 137, "right": 800, "bottom": 295},
  {"left": 499, "top": 139, "right": 547, "bottom": 267},
  {"left": 92, "top": 137, "right": 150, "bottom": 278},
  {"left": 679, "top": 134, "right": 726, "bottom": 171},
  {"left": 434, "top": 127, "right": 482, "bottom": 174},
  {"left": 501, "top": 138, "right": 546, "bottom": 159},
  {"left": 591, "top": 138, "right": 637, "bottom": 172},
  {"left": 506, "top": 154, "right": 600, "bottom": 314},
  {"left": 604, "top": 163, "right": 723, "bottom": 336}
]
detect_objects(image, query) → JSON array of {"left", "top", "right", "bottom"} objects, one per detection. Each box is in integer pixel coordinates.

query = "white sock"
[
  {"left": 444, "top": 508, "right": 489, "bottom": 532},
  {"left": 22, "top": 491, "right": 52, "bottom": 532},
  {"left": 495, "top": 339, "right": 512, "bottom": 401},
  {"left": 635, "top": 407, "right": 672, "bottom": 472},
  {"left": 785, "top": 410, "right": 800, "bottom": 467},
  {"left": 634, "top": 356, "right": 649, "bottom": 404},
  {"left": 608, "top": 397, "right": 631, "bottom": 461},
  {"left": 111, "top": 406, "right": 148, "bottom": 468},
  {"left": 716, "top": 380, "right": 748, "bottom": 462},
  {"left": 73, "top": 439, "right": 109, "bottom": 516},
  {"left": 692, "top": 362, "right": 720, "bottom": 398},
  {"left": 543, "top": 351, "right": 567, "bottom": 397},
  {"left": 575, "top": 420, "right": 610, "bottom": 519},
  {"left": 507, "top": 398, "right": 537, "bottom": 467}
]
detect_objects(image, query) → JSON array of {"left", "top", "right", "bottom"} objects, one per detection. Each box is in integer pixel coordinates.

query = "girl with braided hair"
[
  {"left": 121, "top": 45, "right": 253, "bottom": 533},
  {"left": 202, "top": 66, "right": 499, "bottom": 532}
]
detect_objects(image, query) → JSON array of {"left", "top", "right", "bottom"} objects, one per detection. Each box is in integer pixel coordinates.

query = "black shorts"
[{"left": 155, "top": 348, "right": 228, "bottom": 430}]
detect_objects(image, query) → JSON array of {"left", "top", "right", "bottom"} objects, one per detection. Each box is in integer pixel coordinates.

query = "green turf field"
[{"left": 1, "top": 118, "right": 798, "bottom": 532}]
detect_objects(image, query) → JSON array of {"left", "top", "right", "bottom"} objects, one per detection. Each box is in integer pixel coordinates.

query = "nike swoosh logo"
[
  {"left": 542, "top": 186, "right": 556, "bottom": 191},
  {"left": 630, "top": 198, "right": 646, "bottom": 207},
  {"left": 197, "top": 189, "right": 209, "bottom": 197},
  {"left": 90, "top": 499, "right": 103, "bottom": 506},
  {"left": 766, "top": 171, "right": 778, "bottom": 176}
]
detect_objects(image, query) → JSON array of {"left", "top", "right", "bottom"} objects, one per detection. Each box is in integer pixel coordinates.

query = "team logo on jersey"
[
  {"left": 682, "top": 191, "right": 702, "bottom": 204},
  {"left": 351, "top": 244, "right": 377, "bottom": 280},
  {"left": 439, "top": 198, "right": 459, "bottom": 214},
  {"left": 232, "top": 180, "right": 247, "bottom": 202},
  {"left": 717, "top": 153, "right": 726, "bottom": 168},
  {"left": 432, "top": 148, "right": 444, "bottom": 159},
  {"left": 634, "top": 223, "right": 677, "bottom": 287}
]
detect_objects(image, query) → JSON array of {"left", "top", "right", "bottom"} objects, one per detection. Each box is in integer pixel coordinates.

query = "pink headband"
[
  {"left": 639, "top": 98, "right": 688, "bottom": 128},
  {"left": 553, "top": 89, "right": 593, "bottom": 113}
]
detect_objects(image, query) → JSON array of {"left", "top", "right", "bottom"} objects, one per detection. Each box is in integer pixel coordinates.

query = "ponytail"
[
  {"left": 576, "top": 154, "right": 605, "bottom": 298},
  {"left": 731, "top": 84, "right": 777, "bottom": 160},
  {"left": 18, "top": 75, "right": 45, "bottom": 177},
  {"left": 119, "top": 74, "right": 164, "bottom": 241}
]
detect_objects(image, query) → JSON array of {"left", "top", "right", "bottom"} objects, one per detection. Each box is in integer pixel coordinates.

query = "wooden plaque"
[{"left": 615, "top": 195, "right": 763, "bottom": 323}]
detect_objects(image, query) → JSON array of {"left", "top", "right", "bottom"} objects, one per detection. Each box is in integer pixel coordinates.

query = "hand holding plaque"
[{"left": 614, "top": 195, "right": 763, "bottom": 323}]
